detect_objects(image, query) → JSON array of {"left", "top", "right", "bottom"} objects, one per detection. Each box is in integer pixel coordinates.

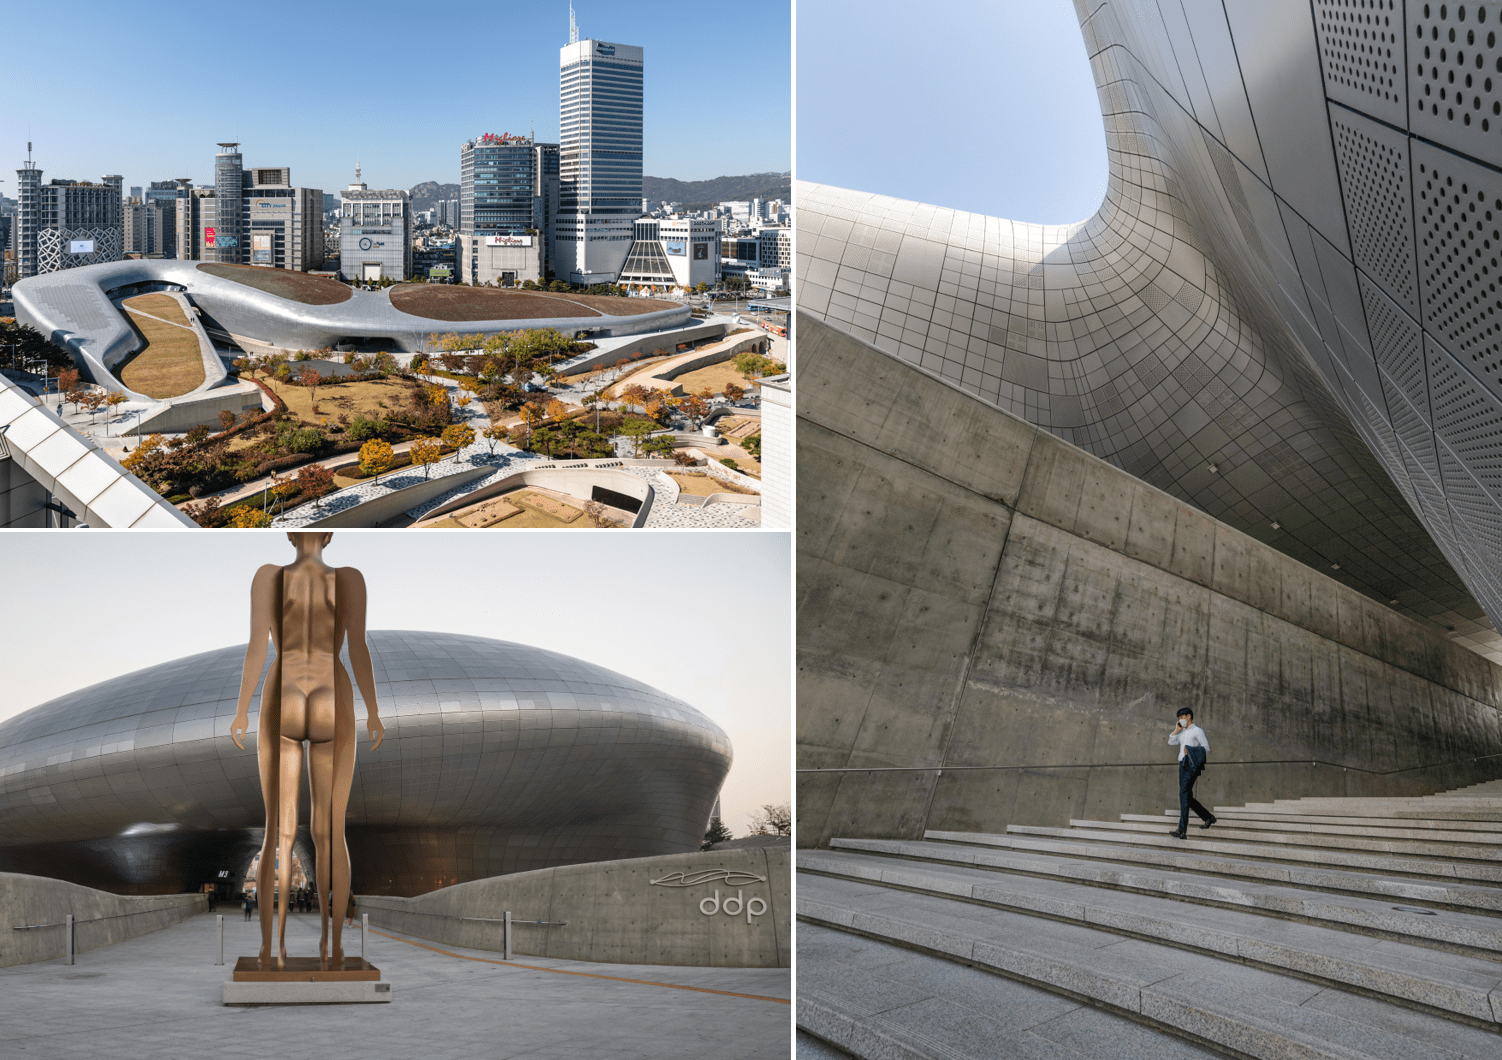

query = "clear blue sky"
[
  {"left": 4, "top": 0, "right": 790, "bottom": 199},
  {"left": 0, "top": 531, "right": 791, "bottom": 838},
  {"left": 796, "top": 0, "right": 1107, "bottom": 224}
]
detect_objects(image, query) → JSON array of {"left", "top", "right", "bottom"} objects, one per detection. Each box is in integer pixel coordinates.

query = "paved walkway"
[{"left": 0, "top": 910, "right": 789, "bottom": 1060}]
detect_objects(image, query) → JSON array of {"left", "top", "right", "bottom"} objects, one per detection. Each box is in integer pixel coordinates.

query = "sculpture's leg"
[
  {"left": 308, "top": 738, "right": 333, "bottom": 961},
  {"left": 275, "top": 735, "right": 304, "bottom": 970},
  {"left": 253, "top": 680, "right": 281, "bottom": 966},
  {"left": 329, "top": 723, "right": 355, "bottom": 964}
]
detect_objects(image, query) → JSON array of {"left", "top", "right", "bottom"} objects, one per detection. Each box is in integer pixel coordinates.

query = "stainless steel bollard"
[
  {"left": 362, "top": 913, "right": 368, "bottom": 960},
  {"left": 503, "top": 910, "right": 512, "bottom": 961},
  {"left": 65, "top": 913, "right": 74, "bottom": 965},
  {"left": 216, "top": 914, "right": 224, "bottom": 965}
]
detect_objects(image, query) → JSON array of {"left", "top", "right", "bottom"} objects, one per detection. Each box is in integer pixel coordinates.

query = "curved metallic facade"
[
  {"left": 0, "top": 631, "right": 732, "bottom": 897},
  {"left": 12, "top": 258, "right": 692, "bottom": 396},
  {"left": 797, "top": 0, "right": 1502, "bottom": 662}
]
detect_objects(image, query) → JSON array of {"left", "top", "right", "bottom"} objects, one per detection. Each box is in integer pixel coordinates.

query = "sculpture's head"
[{"left": 286, "top": 532, "right": 333, "bottom": 554}]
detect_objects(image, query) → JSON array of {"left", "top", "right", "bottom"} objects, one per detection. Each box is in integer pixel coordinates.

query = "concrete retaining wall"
[
  {"left": 127, "top": 382, "right": 266, "bottom": 437},
  {"left": 358, "top": 847, "right": 789, "bottom": 967},
  {"left": 421, "top": 465, "right": 655, "bottom": 527},
  {"left": 304, "top": 464, "right": 492, "bottom": 527},
  {"left": 797, "top": 313, "right": 1502, "bottom": 848},
  {"left": 0, "top": 872, "right": 204, "bottom": 968}
]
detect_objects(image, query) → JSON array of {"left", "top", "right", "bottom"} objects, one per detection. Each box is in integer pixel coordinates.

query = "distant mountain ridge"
[
  {"left": 392, "top": 174, "right": 789, "bottom": 217},
  {"left": 643, "top": 172, "right": 790, "bottom": 209},
  {"left": 409, "top": 181, "right": 461, "bottom": 214}
]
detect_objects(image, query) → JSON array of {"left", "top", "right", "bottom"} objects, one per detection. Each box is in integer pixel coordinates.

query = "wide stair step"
[{"left": 799, "top": 786, "right": 1502, "bottom": 1059}]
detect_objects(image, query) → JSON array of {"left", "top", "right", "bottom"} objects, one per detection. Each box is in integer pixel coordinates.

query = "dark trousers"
[{"left": 1177, "top": 758, "right": 1211, "bottom": 833}]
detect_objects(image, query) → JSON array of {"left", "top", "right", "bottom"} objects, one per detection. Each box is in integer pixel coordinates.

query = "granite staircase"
[{"left": 797, "top": 781, "right": 1502, "bottom": 1059}]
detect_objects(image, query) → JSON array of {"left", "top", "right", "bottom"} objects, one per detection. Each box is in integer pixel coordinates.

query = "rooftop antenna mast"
[{"left": 569, "top": 2, "right": 578, "bottom": 43}]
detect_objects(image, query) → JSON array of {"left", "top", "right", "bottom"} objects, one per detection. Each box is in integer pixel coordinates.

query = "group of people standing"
[{"left": 239, "top": 886, "right": 319, "bottom": 919}]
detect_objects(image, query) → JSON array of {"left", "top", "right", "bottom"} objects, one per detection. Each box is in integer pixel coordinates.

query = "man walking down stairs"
[{"left": 797, "top": 780, "right": 1502, "bottom": 1059}]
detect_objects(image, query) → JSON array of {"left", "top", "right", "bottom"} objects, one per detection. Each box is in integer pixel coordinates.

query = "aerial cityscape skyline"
[{"left": 3, "top": 0, "right": 790, "bottom": 198}]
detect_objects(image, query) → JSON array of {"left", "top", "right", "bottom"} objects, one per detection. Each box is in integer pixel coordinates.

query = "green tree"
[{"left": 702, "top": 817, "right": 733, "bottom": 850}]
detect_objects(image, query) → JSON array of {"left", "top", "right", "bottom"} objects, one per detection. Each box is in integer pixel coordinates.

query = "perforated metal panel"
[
  {"left": 1315, "top": 0, "right": 1407, "bottom": 126},
  {"left": 1408, "top": 2, "right": 1502, "bottom": 165},
  {"left": 1410, "top": 140, "right": 1502, "bottom": 408},
  {"left": 1427, "top": 334, "right": 1502, "bottom": 505},
  {"left": 1333, "top": 105, "right": 1420, "bottom": 314}
]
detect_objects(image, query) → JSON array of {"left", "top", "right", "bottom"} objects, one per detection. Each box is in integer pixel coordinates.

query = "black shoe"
[
  {"left": 1169, "top": 830, "right": 1187, "bottom": 840},
  {"left": 1201, "top": 814, "right": 1217, "bottom": 830}
]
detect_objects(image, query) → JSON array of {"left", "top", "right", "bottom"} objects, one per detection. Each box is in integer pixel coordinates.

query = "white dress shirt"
[{"left": 1168, "top": 723, "right": 1209, "bottom": 761}]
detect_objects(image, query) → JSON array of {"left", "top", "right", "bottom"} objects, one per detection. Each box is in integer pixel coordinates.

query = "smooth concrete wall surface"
[
  {"left": 359, "top": 847, "right": 789, "bottom": 968},
  {"left": 303, "top": 464, "right": 492, "bottom": 527},
  {"left": 0, "top": 873, "right": 204, "bottom": 968},
  {"left": 798, "top": 313, "right": 1502, "bottom": 847},
  {"left": 128, "top": 382, "right": 266, "bottom": 437},
  {"left": 421, "top": 466, "right": 655, "bottom": 527}
]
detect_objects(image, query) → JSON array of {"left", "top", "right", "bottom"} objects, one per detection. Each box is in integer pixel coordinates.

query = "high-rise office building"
[
  {"left": 555, "top": 24, "right": 643, "bottom": 284},
  {"left": 144, "top": 181, "right": 180, "bottom": 257},
  {"left": 457, "top": 133, "right": 558, "bottom": 285},
  {"left": 212, "top": 143, "right": 243, "bottom": 263}
]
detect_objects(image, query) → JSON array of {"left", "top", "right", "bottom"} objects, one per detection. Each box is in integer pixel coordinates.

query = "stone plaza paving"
[{"left": 0, "top": 909, "right": 791, "bottom": 1060}]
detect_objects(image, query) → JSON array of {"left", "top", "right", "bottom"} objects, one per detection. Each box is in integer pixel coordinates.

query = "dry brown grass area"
[
  {"left": 670, "top": 361, "right": 766, "bottom": 396},
  {"left": 540, "top": 292, "right": 678, "bottom": 316},
  {"left": 123, "top": 293, "right": 191, "bottom": 326},
  {"left": 264, "top": 375, "right": 420, "bottom": 424},
  {"left": 667, "top": 472, "right": 756, "bottom": 497},
  {"left": 390, "top": 285, "right": 601, "bottom": 321},
  {"left": 118, "top": 297, "right": 205, "bottom": 398},
  {"left": 197, "top": 263, "right": 353, "bottom": 304}
]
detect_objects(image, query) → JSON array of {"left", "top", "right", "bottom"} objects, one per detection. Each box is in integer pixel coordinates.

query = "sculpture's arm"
[
  {"left": 231, "top": 564, "right": 280, "bottom": 750},
  {"left": 340, "top": 567, "right": 384, "bottom": 751}
]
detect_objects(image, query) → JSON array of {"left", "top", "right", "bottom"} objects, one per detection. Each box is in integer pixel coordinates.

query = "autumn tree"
[
  {"left": 722, "top": 381, "right": 745, "bottom": 403},
  {"left": 518, "top": 402, "right": 545, "bottom": 443},
  {"left": 442, "top": 423, "right": 476, "bottom": 451},
  {"left": 545, "top": 397, "right": 568, "bottom": 423},
  {"left": 268, "top": 472, "right": 298, "bottom": 516},
  {"left": 296, "top": 463, "right": 335, "bottom": 503},
  {"left": 121, "top": 433, "right": 165, "bottom": 474},
  {"left": 57, "top": 367, "right": 80, "bottom": 394},
  {"left": 218, "top": 409, "right": 237, "bottom": 432},
  {"left": 105, "top": 391, "right": 127, "bottom": 420},
  {"left": 482, "top": 425, "right": 508, "bottom": 455},
  {"left": 79, "top": 390, "right": 107, "bottom": 422},
  {"left": 409, "top": 436, "right": 443, "bottom": 479},
  {"left": 229, "top": 506, "right": 272, "bottom": 528},
  {"left": 299, "top": 368, "right": 321, "bottom": 400},
  {"left": 679, "top": 393, "right": 710, "bottom": 427},
  {"left": 619, "top": 383, "right": 649, "bottom": 411},
  {"left": 358, "top": 439, "right": 394, "bottom": 483}
]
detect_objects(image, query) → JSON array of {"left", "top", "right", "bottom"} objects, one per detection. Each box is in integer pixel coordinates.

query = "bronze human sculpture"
[{"left": 231, "top": 533, "right": 384, "bottom": 968}]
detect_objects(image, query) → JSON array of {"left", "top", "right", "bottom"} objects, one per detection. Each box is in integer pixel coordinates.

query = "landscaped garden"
[
  {"left": 122, "top": 352, "right": 458, "bottom": 527},
  {"left": 117, "top": 294, "right": 205, "bottom": 398},
  {"left": 390, "top": 284, "right": 676, "bottom": 321}
]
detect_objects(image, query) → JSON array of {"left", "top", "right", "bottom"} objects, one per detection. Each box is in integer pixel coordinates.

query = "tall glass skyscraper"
[
  {"left": 212, "top": 143, "right": 243, "bottom": 264},
  {"left": 555, "top": 35, "right": 643, "bottom": 284}
]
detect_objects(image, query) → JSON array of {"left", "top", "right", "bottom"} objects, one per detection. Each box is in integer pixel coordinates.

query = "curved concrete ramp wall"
[
  {"left": 0, "top": 873, "right": 205, "bottom": 968},
  {"left": 797, "top": 313, "right": 1502, "bottom": 848},
  {"left": 359, "top": 847, "right": 789, "bottom": 968}
]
